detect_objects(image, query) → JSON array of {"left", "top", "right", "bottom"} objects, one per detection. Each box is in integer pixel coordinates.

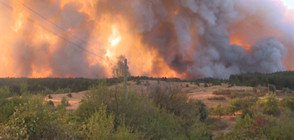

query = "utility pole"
[{"left": 124, "top": 59, "right": 128, "bottom": 99}]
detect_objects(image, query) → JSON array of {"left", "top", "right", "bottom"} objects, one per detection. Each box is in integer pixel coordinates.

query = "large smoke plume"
[{"left": 0, "top": 0, "right": 293, "bottom": 79}]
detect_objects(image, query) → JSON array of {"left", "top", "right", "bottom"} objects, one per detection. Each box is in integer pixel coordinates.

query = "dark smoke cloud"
[
  {"left": 6, "top": 0, "right": 105, "bottom": 78},
  {"left": 3, "top": 0, "right": 294, "bottom": 79},
  {"left": 94, "top": 0, "right": 292, "bottom": 79}
]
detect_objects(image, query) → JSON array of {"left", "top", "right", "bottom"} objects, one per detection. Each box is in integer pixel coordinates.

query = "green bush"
[
  {"left": 0, "top": 86, "right": 11, "bottom": 99},
  {"left": 216, "top": 111, "right": 294, "bottom": 140},
  {"left": 280, "top": 97, "right": 294, "bottom": 111},
  {"left": 61, "top": 97, "right": 70, "bottom": 107},
  {"left": 75, "top": 82, "right": 212, "bottom": 139},
  {"left": 258, "top": 93, "right": 279, "bottom": 115},
  {"left": 0, "top": 95, "right": 70, "bottom": 139},
  {"left": 81, "top": 105, "right": 141, "bottom": 140},
  {"left": 47, "top": 100, "right": 54, "bottom": 106},
  {"left": 205, "top": 118, "right": 228, "bottom": 131},
  {"left": 208, "top": 96, "right": 226, "bottom": 101},
  {"left": 226, "top": 96, "right": 258, "bottom": 116},
  {"left": 269, "top": 84, "right": 276, "bottom": 93},
  {"left": 282, "top": 88, "right": 292, "bottom": 94},
  {"left": 0, "top": 97, "right": 29, "bottom": 123},
  {"left": 84, "top": 105, "right": 114, "bottom": 139},
  {"left": 67, "top": 93, "right": 72, "bottom": 98},
  {"left": 213, "top": 104, "right": 226, "bottom": 119},
  {"left": 150, "top": 86, "right": 208, "bottom": 122}
]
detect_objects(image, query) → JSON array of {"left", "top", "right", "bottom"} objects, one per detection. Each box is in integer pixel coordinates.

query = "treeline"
[
  {"left": 0, "top": 71, "right": 293, "bottom": 96},
  {"left": 0, "top": 77, "right": 185, "bottom": 96},
  {"left": 229, "top": 71, "right": 294, "bottom": 90},
  {"left": 0, "top": 78, "right": 98, "bottom": 95},
  {"left": 129, "top": 76, "right": 182, "bottom": 82}
]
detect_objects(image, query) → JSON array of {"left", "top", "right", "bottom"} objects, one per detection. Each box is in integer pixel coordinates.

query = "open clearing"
[{"left": 44, "top": 80, "right": 255, "bottom": 135}]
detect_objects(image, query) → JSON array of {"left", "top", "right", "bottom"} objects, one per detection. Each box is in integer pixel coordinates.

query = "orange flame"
[{"left": 0, "top": 0, "right": 293, "bottom": 78}]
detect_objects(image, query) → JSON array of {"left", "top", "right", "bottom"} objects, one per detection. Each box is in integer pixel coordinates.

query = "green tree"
[
  {"left": 0, "top": 96, "right": 29, "bottom": 123},
  {"left": 112, "top": 56, "right": 130, "bottom": 78},
  {"left": 1, "top": 95, "right": 69, "bottom": 139},
  {"left": 83, "top": 105, "right": 114, "bottom": 139},
  {"left": 258, "top": 93, "right": 279, "bottom": 114}
]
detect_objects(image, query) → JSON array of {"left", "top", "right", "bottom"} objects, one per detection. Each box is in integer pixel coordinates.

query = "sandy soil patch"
[{"left": 44, "top": 91, "right": 88, "bottom": 111}]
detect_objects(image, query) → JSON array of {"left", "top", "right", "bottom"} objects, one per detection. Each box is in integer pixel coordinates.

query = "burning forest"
[{"left": 0, "top": 0, "right": 294, "bottom": 79}]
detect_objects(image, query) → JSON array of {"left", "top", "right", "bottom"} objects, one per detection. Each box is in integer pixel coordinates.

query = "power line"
[
  {"left": 15, "top": 0, "right": 94, "bottom": 47},
  {"left": 0, "top": 0, "right": 104, "bottom": 60}
]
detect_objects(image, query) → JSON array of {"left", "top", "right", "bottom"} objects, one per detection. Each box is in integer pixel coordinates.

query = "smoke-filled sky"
[
  {"left": 282, "top": 0, "right": 294, "bottom": 9},
  {"left": 0, "top": 0, "right": 293, "bottom": 79}
]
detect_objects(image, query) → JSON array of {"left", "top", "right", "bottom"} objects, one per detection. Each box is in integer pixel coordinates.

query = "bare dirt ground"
[{"left": 44, "top": 91, "right": 88, "bottom": 111}]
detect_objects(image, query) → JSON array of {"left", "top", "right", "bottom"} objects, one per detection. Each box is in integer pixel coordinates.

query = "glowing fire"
[
  {"left": 12, "top": 12, "right": 24, "bottom": 32},
  {"left": 108, "top": 25, "right": 122, "bottom": 47},
  {"left": 0, "top": 0, "right": 293, "bottom": 79},
  {"left": 230, "top": 36, "right": 252, "bottom": 51}
]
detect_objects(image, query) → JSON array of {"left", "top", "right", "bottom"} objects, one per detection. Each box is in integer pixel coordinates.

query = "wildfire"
[
  {"left": 12, "top": 12, "right": 24, "bottom": 32},
  {"left": 108, "top": 25, "right": 122, "bottom": 47},
  {"left": 230, "top": 36, "right": 252, "bottom": 51},
  {"left": 0, "top": 0, "right": 293, "bottom": 79},
  {"left": 31, "top": 64, "right": 52, "bottom": 78}
]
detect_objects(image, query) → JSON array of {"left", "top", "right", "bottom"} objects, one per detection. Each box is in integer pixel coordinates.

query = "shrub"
[
  {"left": 0, "top": 86, "right": 11, "bottom": 99},
  {"left": 61, "top": 97, "right": 70, "bottom": 107},
  {"left": 280, "top": 97, "right": 294, "bottom": 111},
  {"left": 83, "top": 105, "right": 113, "bottom": 139},
  {"left": 47, "top": 100, "right": 54, "bottom": 106},
  {"left": 67, "top": 93, "right": 72, "bottom": 98},
  {"left": 136, "top": 79, "right": 141, "bottom": 85},
  {"left": 0, "top": 97, "right": 29, "bottom": 123},
  {"left": 76, "top": 82, "right": 212, "bottom": 139},
  {"left": 258, "top": 93, "right": 279, "bottom": 115},
  {"left": 204, "top": 83, "right": 209, "bottom": 87},
  {"left": 205, "top": 118, "right": 228, "bottom": 131},
  {"left": 269, "top": 84, "right": 276, "bottom": 93},
  {"left": 150, "top": 86, "right": 208, "bottom": 122},
  {"left": 213, "top": 90, "right": 231, "bottom": 96},
  {"left": 214, "top": 104, "right": 225, "bottom": 119},
  {"left": 216, "top": 111, "right": 294, "bottom": 140},
  {"left": 0, "top": 95, "right": 70, "bottom": 139},
  {"left": 208, "top": 96, "right": 226, "bottom": 101},
  {"left": 195, "top": 82, "right": 200, "bottom": 86},
  {"left": 282, "top": 88, "right": 292, "bottom": 94},
  {"left": 226, "top": 96, "right": 258, "bottom": 116}
]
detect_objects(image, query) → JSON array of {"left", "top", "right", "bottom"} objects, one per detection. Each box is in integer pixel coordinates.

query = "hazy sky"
[{"left": 282, "top": 0, "right": 294, "bottom": 9}]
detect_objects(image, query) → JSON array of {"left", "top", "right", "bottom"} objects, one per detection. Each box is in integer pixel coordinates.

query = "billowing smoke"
[{"left": 0, "top": 0, "right": 293, "bottom": 79}]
